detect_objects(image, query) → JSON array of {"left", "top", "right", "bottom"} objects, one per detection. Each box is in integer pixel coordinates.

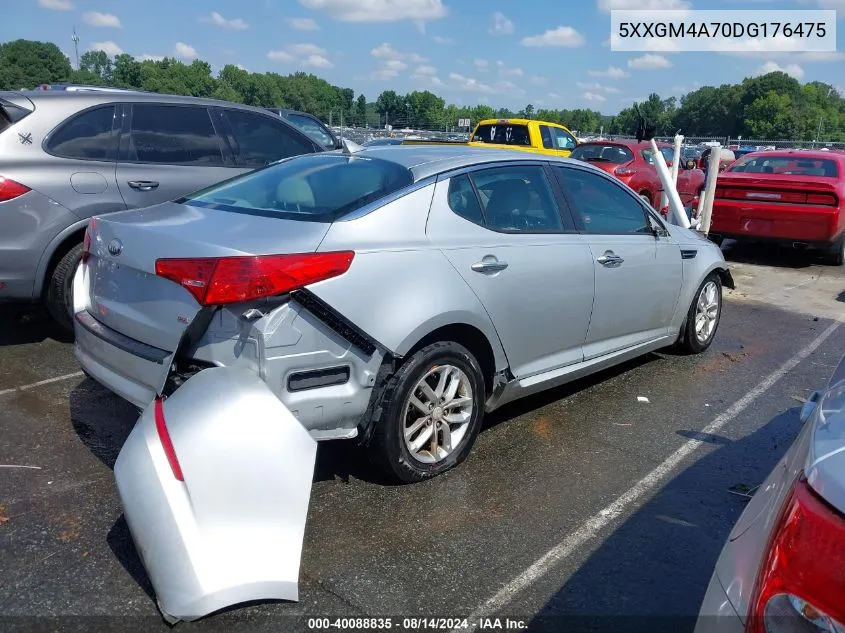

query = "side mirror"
[{"left": 799, "top": 391, "right": 821, "bottom": 424}]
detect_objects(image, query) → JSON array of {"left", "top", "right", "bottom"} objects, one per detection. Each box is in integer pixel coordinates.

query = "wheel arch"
[
  {"left": 401, "top": 322, "right": 501, "bottom": 396},
  {"left": 33, "top": 217, "right": 90, "bottom": 298}
]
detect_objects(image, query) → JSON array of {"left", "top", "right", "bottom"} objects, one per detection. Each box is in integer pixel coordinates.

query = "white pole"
[
  {"left": 649, "top": 139, "right": 690, "bottom": 229},
  {"left": 659, "top": 134, "right": 684, "bottom": 214},
  {"left": 699, "top": 146, "right": 721, "bottom": 235}
]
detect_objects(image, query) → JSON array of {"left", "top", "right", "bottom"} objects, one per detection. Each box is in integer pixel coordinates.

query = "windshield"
[
  {"left": 570, "top": 144, "right": 633, "bottom": 164},
  {"left": 182, "top": 154, "right": 413, "bottom": 222},
  {"left": 283, "top": 113, "right": 337, "bottom": 150},
  {"left": 641, "top": 147, "right": 677, "bottom": 164},
  {"left": 471, "top": 123, "right": 531, "bottom": 146},
  {"left": 727, "top": 155, "right": 839, "bottom": 177}
]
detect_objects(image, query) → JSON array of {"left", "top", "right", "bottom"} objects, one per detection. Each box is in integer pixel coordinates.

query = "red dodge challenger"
[
  {"left": 569, "top": 140, "right": 705, "bottom": 212},
  {"left": 708, "top": 150, "right": 845, "bottom": 265}
]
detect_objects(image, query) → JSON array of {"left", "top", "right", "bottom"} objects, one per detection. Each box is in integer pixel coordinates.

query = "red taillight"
[
  {"left": 746, "top": 477, "right": 845, "bottom": 633},
  {"left": 154, "top": 398, "right": 184, "bottom": 482},
  {"left": 806, "top": 193, "right": 838, "bottom": 206},
  {"left": 0, "top": 177, "right": 30, "bottom": 202},
  {"left": 615, "top": 167, "right": 635, "bottom": 177},
  {"left": 155, "top": 251, "right": 355, "bottom": 306}
]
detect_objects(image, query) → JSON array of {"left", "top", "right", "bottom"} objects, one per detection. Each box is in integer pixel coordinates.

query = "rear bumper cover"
[
  {"left": 115, "top": 367, "right": 317, "bottom": 622},
  {"left": 710, "top": 201, "right": 841, "bottom": 243}
]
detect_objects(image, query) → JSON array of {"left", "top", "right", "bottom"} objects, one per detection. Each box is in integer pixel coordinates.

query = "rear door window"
[
  {"left": 224, "top": 109, "right": 317, "bottom": 167},
  {"left": 282, "top": 112, "right": 337, "bottom": 150},
  {"left": 469, "top": 165, "right": 565, "bottom": 233},
  {"left": 125, "top": 104, "right": 224, "bottom": 166},
  {"left": 539, "top": 125, "right": 555, "bottom": 150},
  {"left": 471, "top": 123, "right": 532, "bottom": 147},
  {"left": 46, "top": 105, "right": 119, "bottom": 161}
]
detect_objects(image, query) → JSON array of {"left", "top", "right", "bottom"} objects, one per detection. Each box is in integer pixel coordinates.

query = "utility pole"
[{"left": 71, "top": 26, "right": 80, "bottom": 70}]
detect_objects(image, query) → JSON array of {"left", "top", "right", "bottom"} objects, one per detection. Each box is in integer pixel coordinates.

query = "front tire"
[
  {"left": 45, "top": 243, "right": 83, "bottom": 332},
  {"left": 367, "top": 341, "right": 486, "bottom": 484},
  {"left": 678, "top": 273, "right": 722, "bottom": 354}
]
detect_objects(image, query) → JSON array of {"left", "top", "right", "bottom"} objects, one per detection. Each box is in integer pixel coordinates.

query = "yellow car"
[
  {"left": 467, "top": 118, "right": 578, "bottom": 156},
  {"left": 402, "top": 118, "right": 579, "bottom": 156}
]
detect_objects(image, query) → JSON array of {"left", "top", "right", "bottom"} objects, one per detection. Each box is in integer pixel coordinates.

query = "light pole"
[{"left": 71, "top": 26, "right": 80, "bottom": 70}]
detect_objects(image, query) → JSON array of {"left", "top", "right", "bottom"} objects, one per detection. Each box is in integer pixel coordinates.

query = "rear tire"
[
  {"left": 823, "top": 234, "right": 844, "bottom": 266},
  {"left": 45, "top": 243, "right": 83, "bottom": 332},
  {"left": 639, "top": 193, "right": 653, "bottom": 208},
  {"left": 677, "top": 273, "right": 722, "bottom": 354},
  {"left": 367, "top": 341, "right": 486, "bottom": 484}
]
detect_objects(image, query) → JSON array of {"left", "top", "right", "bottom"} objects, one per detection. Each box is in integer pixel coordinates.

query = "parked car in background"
[
  {"left": 708, "top": 150, "right": 845, "bottom": 265},
  {"left": 570, "top": 140, "right": 705, "bottom": 211},
  {"left": 402, "top": 118, "right": 579, "bottom": 157},
  {"left": 74, "top": 145, "right": 733, "bottom": 483},
  {"left": 0, "top": 89, "right": 324, "bottom": 329},
  {"left": 696, "top": 352, "right": 845, "bottom": 633},
  {"left": 363, "top": 137, "right": 404, "bottom": 146},
  {"left": 264, "top": 107, "right": 341, "bottom": 151}
]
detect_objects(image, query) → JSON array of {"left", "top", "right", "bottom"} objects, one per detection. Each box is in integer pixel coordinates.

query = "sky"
[{"left": 3, "top": 0, "right": 845, "bottom": 114}]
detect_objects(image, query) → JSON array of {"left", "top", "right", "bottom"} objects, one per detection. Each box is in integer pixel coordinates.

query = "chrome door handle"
[
  {"left": 596, "top": 252, "right": 624, "bottom": 266},
  {"left": 471, "top": 259, "right": 508, "bottom": 274},
  {"left": 127, "top": 180, "right": 160, "bottom": 191}
]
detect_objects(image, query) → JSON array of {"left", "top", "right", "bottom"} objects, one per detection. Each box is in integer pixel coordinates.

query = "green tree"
[
  {"left": 375, "top": 90, "right": 403, "bottom": 125},
  {"left": 744, "top": 91, "right": 799, "bottom": 139},
  {"left": 78, "top": 50, "right": 113, "bottom": 84},
  {"left": 355, "top": 94, "right": 367, "bottom": 125},
  {"left": 112, "top": 53, "right": 142, "bottom": 88},
  {"left": 0, "top": 39, "right": 71, "bottom": 89}
]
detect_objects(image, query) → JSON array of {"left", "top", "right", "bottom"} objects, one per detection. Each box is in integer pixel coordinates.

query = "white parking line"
[
  {"left": 457, "top": 318, "right": 842, "bottom": 632},
  {"left": 0, "top": 371, "right": 84, "bottom": 397}
]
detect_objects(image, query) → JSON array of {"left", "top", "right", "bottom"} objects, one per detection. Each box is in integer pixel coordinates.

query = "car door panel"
[
  {"left": 116, "top": 103, "right": 245, "bottom": 210},
  {"left": 553, "top": 165, "right": 682, "bottom": 360},
  {"left": 426, "top": 166, "right": 595, "bottom": 379},
  {"left": 39, "top": 103, "right": 125, "bottom": 219}
]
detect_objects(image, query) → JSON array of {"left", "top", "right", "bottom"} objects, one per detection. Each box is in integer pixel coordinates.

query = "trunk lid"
[
  {"left": 715, "top": 172, "right": 840, "bottom": 205},
  {"left": 85, "top": 201, "right": 331, "bottom": 351}
]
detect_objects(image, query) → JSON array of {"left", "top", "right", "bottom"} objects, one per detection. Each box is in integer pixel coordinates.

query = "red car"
[
  {"left": 569, "top": 140, "right": 705, "bottom": 211},
  {"left": 709, "top": 150, "right": 845, "bottom": 265}
]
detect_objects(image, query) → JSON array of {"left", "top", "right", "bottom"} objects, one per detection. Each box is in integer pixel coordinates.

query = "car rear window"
[
  {"left": 0, "top": 97, "right": 32, "bottom": 134},
  {"left": 283, "top": 112, "right": 336, "bottom": 150},
  {"left": 181, "top": 154, "right": 414, "bottom": 222},
  {"left": 570, "top": 144, "right": 633, "bottom": 164},
  {"left": 728, "top": 156, "right": 839, "bottom": 177},
  {"left": 471, "top": 123, "right": 531, "bottom": 146}
]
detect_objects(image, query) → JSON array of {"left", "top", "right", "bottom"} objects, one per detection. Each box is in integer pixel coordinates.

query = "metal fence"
[{"left": 331, "top": 125, "right": 845, "bottom": 150}]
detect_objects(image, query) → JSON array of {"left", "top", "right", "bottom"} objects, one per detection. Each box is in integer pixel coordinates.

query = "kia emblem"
[{"left": 108, "top": 239, "right": 123, "bottom": 256}]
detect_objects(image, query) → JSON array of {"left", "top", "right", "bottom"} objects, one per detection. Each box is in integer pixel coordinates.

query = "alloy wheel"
[{"left": 402, "top": 364, "right": 474, "bottom": 464}]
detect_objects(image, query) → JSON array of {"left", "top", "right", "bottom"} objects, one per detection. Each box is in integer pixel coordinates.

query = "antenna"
[{"left": 71, "top": 26, "right": 80, "bottom": 70}]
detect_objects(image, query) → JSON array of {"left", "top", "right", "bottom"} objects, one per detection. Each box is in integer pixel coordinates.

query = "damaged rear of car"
[{"left": 74, "top": 153, "right": 413, "bottom": 438}]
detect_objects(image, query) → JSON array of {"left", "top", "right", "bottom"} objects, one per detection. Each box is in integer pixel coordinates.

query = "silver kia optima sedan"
[{"left": 74, "top": 145, "right": 733, "bottom": 483}]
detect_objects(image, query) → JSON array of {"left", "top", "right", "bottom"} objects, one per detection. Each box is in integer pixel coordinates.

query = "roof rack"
[{"left": 36, "top": 84, "right": 144, "bottom": 93}]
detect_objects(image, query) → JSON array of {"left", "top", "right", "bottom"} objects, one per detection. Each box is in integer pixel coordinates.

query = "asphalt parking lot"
[{"left": 1, "top": 241, "right": 844, "bottom": 633}]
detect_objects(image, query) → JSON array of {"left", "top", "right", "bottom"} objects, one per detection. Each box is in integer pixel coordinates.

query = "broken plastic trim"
[{"left": 114, "top": 367, "right": 317, "bottom": 623}]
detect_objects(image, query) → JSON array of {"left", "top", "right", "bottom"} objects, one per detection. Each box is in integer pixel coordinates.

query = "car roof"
[
  {"left": 579, "top": 139, "right": 665, "bottom": 149},
  {"left": 11, "top": 89, "right": 279, "bottom": 113},
  {"left": 737, "top": 149, "right": 845, "bottom": 162},
  {"left": 476, "top": 118, "right": 573, "bottom": 131},
  {"left": 352, "top": 144, "right": 587, "bottom": 180}
]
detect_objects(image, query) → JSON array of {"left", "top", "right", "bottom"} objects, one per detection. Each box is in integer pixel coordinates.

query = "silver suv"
[{"left": 0, "top": 89, "right": 323, "bottom": 329}]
